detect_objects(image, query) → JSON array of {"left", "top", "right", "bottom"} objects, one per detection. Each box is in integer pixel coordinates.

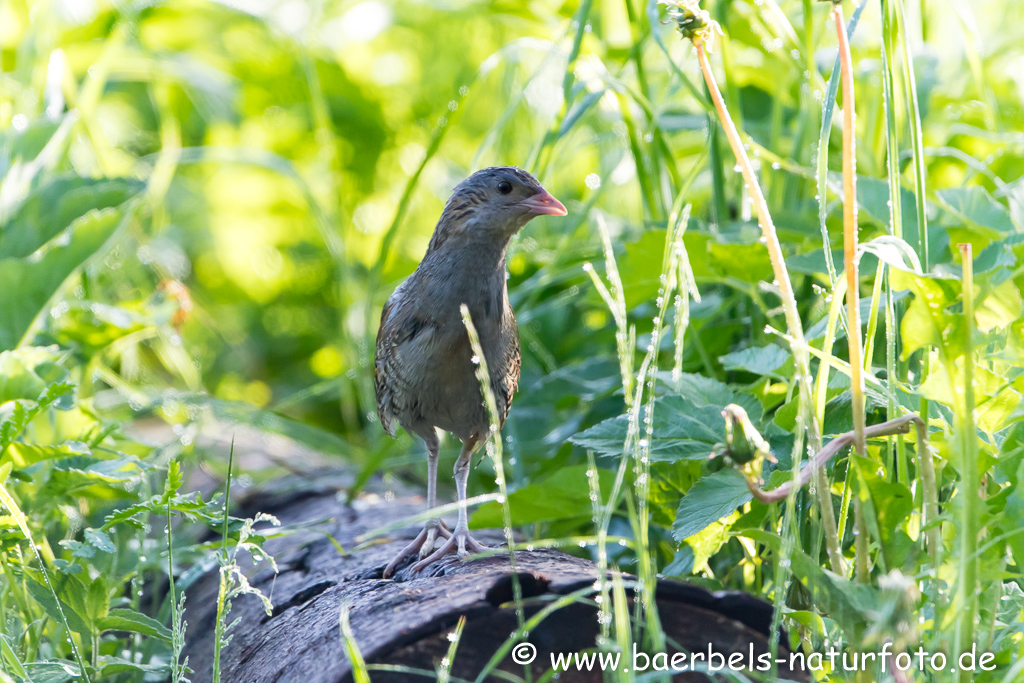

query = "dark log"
[{"left": 181, "top": 473, "right": 808, "bottom": 683}]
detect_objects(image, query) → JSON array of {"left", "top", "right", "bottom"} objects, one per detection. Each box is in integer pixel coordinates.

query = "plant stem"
[
  {"left": 745, "top": 414, "right": 925, "bottom": 504},
  {"left": 917, "top": 403, "right": 941, "bottom": 563},
  {"left": 893, "top": 0, "right": 934, "bottom": 482},
  {"left": 955, "top": 243, "right": 979, "bottom": 683},
  {"left": 834, "top": 2, "right": 869, "bottom": 583},
  {"left": 460, "top": 306, "right": 526, "bottom": 633},
  {"left": 694, "top": 38, "right": 842, "bottom": 575},
  {"left": 835, "top": 2, "right": 865, "bottom": 467}
]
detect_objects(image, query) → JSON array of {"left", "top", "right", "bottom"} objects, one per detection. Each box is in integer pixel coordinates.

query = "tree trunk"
[{"left": 181, "top": 473, "right": 807, "bottom": 683}]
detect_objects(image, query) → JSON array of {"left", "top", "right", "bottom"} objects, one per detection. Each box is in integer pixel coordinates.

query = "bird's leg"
[
  {"left": 383, "top": 430, "right": 450, "bottom": 579},
  {"left": 411, "top": 436, "right": 488, "bottom": 574},
  {"left": 451, "top": 437, "right": 487, "bottom": 555},
  {"left": 419, "top": 444, "right": 453, "bottom": 557}
]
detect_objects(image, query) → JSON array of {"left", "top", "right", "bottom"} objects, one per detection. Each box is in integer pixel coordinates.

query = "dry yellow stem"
[{"left": 695, "top": 38, "right": 845, "bottom": 575}]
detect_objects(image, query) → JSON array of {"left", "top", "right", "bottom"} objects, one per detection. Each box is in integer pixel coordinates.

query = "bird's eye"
[{"left": 497, "top": 180, "right": 513, "bottom": 195}]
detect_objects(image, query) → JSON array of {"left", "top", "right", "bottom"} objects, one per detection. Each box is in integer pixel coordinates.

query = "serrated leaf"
[
  {"left": 570, "top": 396, "right": 725, "bottom": 462},
  {"left": 672, "top": 469, "right": 752, "bottom": 542},
  {"left": 84, "top": 528, "right": 115, "bottom": 553},
  {"left": 163, "top": 459, "right": 185, "bottom": 501},
  {"left": 657, "top": 372, "right": 763, "bottom": 421},
  {"left": 46, "top": 455, "right": 143, "bottom": 496},
  {"left": 58, "top": 540, "right": 95, "bottom": 559}
]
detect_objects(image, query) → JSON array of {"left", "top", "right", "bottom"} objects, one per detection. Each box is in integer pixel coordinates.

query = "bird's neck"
[
  {"left": 422, "top": 237, "right": 509, "bottom": 286},
  {"left": 416, "top": 238, "right": 510, "bottom": 319}
]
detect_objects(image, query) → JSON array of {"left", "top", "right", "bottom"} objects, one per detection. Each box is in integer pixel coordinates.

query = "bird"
[{"left": 375, "top": 166, "right": 567, "bottom": 578}]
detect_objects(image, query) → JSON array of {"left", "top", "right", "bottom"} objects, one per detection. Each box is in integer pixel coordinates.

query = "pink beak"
[{"left": 519, "top": 188, "right": 568, "bottom": 216}]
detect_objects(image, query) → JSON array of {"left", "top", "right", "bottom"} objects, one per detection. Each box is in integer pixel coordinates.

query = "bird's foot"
[
  {"left": 409, "top": 526, "right": 488, "bottom": 574},
  {"left": 382, "top": 520, "right": 452, "bottom": 579},
  {"left": 419, "top": 519, "right": 452, "bottom": 559}
]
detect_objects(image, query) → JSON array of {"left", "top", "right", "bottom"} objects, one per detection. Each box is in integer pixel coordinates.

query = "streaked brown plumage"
[{"left": 375, "top": 166, "right": 566, "bottom": 577}]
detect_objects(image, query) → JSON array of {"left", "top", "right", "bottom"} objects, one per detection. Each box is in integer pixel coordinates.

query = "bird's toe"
[
  {"left": 410, "top": 535, "right": 458, "bottom": 574},
  {"left": 418, "top": 529, "right": 438, "bottom": 559}
]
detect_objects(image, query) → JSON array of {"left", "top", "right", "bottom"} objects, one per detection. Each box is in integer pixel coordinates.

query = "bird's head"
[{"left": 431, "top": 167, "right": 567, "bottom": 250}]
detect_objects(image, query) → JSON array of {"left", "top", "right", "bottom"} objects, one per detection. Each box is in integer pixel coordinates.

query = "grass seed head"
[{"left": 660, "top": 1, "right": 723, "bottom": 51}]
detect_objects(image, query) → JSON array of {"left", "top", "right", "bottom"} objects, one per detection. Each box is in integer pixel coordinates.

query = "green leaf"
[
  {"left": 22, "top": 661, "right": 81, "bottom": 683},
  {"left": 517, "top": 358, "right": 621, "bottom": 406},
  {"left": 25, "top": 573, "right": 91, "bottom": 635},
  {"left": 0, "top": 346, "right": 66, "bottom": 404},
  {"left": 84, "top": 575, "right": 110, "bottom": 623},
  {"left": 3, "top": 442, "right": 90, "bottom": 468},
  {"left": 852, "top": 455, "right": 915, "bottom": 571},
  {"left": 616, "top": 228, "right": 668, "bottom": 309},
  {"left": 45, "top": 455, "right": 143, "bottom": 496},
  {"left": 889, "top": 269, "right": 961, "bottom": 359},
  {"left": 97, "top": 608, "right": 173, "bottom": 643},
  {"left": 83, "top": 528, "right": 116, "bottom": 554},
  {"left": 98, "top": 656, "right": 171, "bottom": 678},
  {"left": 937, "top": 186, "right": 1016, "bottom": 236},
  {"left": 0, "top": 207, "right": 126, "bottom": 351},
  {"left": 570, "top": 396, "right": 724, "bottom": 462},
  {"left": 0, "top": 175, "right": 142, "bottom": 258},
  {"left": 103, "top": 489, "right": 228, "bottom": 530},
  {"left": 1, "top": 381, "right": 75, "bottom": 450},
  {"left": 0, "top": 634, "right": 29, "bottom": 679},
  {"left": 470, "top": 464, "right": 613, "bottom": 528},
  {"left": 662, "top": 544, "right": 695, "bottom": 576},
  {"left": 719, "top": 344, "right": 793, "bottom": 380},
  {"left": 163, "top": 459, "right": 185, "bottom": 501},
  {"left": 672, "top": 469, "right": 752, "bottom": 542},
  {"left": 657, "top": 372, "right": 763, "bottom": 421},
  {"left": 738, "top": 529, "right": 878, "bottom": 638},
  {"left": 841, "top": 174, "right": 921, "bottom": 239},
  {"left": 58, "top": 540, "right": 96, "bottom": 559},
  {"left": 1004, "top": 459, "right": 1024, "bottom": 570}
]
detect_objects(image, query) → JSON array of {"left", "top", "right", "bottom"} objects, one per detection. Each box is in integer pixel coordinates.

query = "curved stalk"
[{"left": 746, "top": 414, "right": 926, "bottom": 504}]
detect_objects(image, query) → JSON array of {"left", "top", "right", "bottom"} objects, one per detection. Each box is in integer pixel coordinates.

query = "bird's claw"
[
  {"left": 382, "top": 519, "right": 453, "bottom": 578},
  {"left": 409, "top": 528, "right": 488, "bottom": 575}
]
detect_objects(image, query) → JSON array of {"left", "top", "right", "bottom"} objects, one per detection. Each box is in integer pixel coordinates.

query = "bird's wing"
[
  {"left": 374, "top": 286, "right": 405, "bottom": 437},
  {"left": 498, "top": 306, "right": 521, "bottom": 428},
  {"left": 375, "top": 282, "right": 437, "bottom": 437}
]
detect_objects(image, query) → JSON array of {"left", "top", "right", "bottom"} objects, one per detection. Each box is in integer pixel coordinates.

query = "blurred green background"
[{"left": 3, "top": 0, "right": 1024, "bottom": 678}]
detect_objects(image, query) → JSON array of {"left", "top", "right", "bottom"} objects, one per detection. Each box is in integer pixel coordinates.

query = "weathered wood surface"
[{"left": 181, "top": 473, "right": 807, "bottom": 683}]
